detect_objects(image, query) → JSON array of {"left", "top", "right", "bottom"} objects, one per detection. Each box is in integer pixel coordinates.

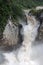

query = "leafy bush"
[
  {"left": 0, "top": 0, "right": 43, "bottom": 33},
  {"left": 0, "top": 0, "right": 23, "bottom": 33}
]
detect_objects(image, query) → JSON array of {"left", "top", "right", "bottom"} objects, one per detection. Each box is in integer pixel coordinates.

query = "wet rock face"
[
  {"left": 37, "top": 12, "right": 43, "bottom": 40},
  {"left": 0, "top": 20, "right": 24, "bottom": 51},
  {"left": 0, "top": 15, "right": 26, "bottom": 51},
  {"left": 29, "top": 10, "right": 43, "bottom": 40},
  {"left": 18, "top": 24, "right": 23, "bottom": 44},
  {"left": 38, "top": 22, "right": 43, "bottom": 40},
  {"left": 3, "top": 21, "right": 18, "bottom": 46}
]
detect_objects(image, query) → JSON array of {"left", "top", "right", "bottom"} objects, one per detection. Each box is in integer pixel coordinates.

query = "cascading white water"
[
  {"left": 3, "top": 19, "right": 18, "bottom": 45},
  {"left": 1, "top": 14, "right": 40, "bottom": 65},
  {"left": 0, "top": 11, "right": 43, "bottom": 65},
  {"left": 17, "top": 14, "right": 40, "bottom": 65}
]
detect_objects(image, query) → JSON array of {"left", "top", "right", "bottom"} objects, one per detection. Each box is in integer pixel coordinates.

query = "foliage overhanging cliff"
[{"left": 0, "top": 0, "right": 43, "bottom": 33}]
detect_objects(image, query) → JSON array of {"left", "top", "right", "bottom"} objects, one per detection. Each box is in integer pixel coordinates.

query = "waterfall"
[
  {"left": 0, "top": 10, "right": 43, "bottom": 65},
  {"left": 3, "top": 19, "right": 18, "bottom": 46},
  {"left": 17, "top": 14, "right": 40, "bottom": 65}
]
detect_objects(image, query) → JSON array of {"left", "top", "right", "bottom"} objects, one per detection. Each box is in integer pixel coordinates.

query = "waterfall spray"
[
  {"left": 17, "top": 13, "right": 40, "bottom": 65},
  {"left": 2, "top": 13, "right": 40, "bottom": 65}
]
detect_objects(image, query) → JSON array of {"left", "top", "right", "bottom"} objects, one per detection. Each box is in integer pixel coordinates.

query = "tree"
[{"left": 0, "top": 0, "right": 23, "bottom": 33}]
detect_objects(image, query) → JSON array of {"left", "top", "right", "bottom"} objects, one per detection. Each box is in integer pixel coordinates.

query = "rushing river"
[{"left": 0, "top": 10, "right": 43, "bottom": 65}]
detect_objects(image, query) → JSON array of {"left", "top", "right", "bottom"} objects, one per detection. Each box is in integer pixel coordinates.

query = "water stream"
[{"left": 0, "top": 11, "right": 43, "bottom": 65}]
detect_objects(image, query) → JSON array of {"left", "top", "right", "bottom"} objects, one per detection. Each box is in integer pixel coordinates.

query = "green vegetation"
[
  {"left": 14, "top": 0, "right": 43, "bottom": 8},
  {"left": 0, "top": 0, "right": 43, "bottom": 33},
  {"left": 0, "top": 0, "right": 23, "bottom": 33},
  {"left": 29, "top": 9, "right": 43, "bottom": 18}
]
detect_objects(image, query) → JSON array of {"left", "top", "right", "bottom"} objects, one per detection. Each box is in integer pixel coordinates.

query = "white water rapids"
[{"left": 0, "top": 13, "right": 43, "bottom": 65}]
